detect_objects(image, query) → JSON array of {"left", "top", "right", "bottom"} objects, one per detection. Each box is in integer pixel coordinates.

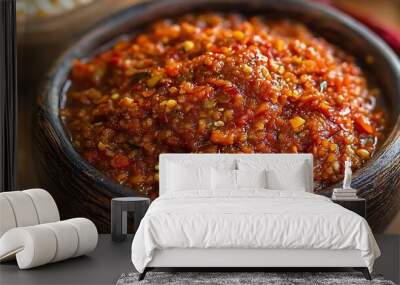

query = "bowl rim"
[{"left": 38, "top": 0, "right": 400, "bottom": 198}]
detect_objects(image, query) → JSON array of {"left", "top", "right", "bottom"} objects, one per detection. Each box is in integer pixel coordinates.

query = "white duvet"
[{"left": 131, "top": 190, "right": 380, "bottom": 273}]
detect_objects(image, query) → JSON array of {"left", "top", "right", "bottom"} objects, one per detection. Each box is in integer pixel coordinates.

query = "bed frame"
[
  {"left": 140, "top": 248, "right": 371, "bottom": 280},
  {"left": 139, "top": 154, "right": 371, "bottom": 280}
]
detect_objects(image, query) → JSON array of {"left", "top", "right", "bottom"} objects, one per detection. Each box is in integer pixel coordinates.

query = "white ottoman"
[
  {"left": 0, "top": 189, "right": 98, "bottom": 269},
  {"left": 0, "top": 218, "right": 98, "bottom": 269}
]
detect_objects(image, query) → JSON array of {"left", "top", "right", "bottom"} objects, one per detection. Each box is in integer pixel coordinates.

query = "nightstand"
[
  {"left": 332, "top": 198, "right": 366, "bottom": 218},
  {"left": 111, "top": 197, "right": 150, "bottom": 242}
]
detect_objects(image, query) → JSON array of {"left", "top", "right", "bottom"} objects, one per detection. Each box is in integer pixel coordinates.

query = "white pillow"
[
  {"left": 238, "top": 159, "right": 311, "bottom": 192},
  {"left": 266, "top": 165, "right": 307, "bottom": 191},
  {"left": 236, "top": 169, "right": 267, "bottom": 189},
  {"left": 167, "top": 163, "right": 212, "bottom": 191},
  {"left": 212, "top": 168, "right": 237, "bottom": 190}
]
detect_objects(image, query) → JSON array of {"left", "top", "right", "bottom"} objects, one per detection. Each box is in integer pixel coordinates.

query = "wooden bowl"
[{"left": 35, "top": 0, "right": 400, "bottom": 233}]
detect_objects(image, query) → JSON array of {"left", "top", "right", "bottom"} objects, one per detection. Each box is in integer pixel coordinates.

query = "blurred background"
[{"left": 16, "top": 0, "right": 400, "bottom": 232}]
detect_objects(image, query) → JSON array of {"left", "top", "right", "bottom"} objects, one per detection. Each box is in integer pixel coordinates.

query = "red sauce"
[{"left": 61, "top": 13, "right": 385, "bottom": 198}]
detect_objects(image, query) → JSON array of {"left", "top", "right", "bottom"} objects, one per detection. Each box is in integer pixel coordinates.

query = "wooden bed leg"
[
  {"left": 138, "top": 268, "right": 148, "bottom": 281},
  {"left": 354, "top": 267, "right": 371, "bottom": 280}
]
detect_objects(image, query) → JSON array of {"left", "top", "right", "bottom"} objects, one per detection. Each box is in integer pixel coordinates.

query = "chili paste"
[{"left": 61, "top": 13, "right": 385, "bottom": 198}]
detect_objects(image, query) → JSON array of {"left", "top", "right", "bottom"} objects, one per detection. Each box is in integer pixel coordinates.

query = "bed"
[{"left": 131, "top": 154, "right": 380, "bottom": 280}]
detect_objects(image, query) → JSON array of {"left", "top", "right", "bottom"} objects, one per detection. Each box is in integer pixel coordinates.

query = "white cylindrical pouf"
[
  {"left": 42, "top": 221, "right": 79, "bottom": 262},
  {"left": 0, "top": 196, "right": 17, "bottom": 237},
  {"left": 0, "top": 187, "right": 98, "bottom": 269},
  {"left": 23, "top": 189, "right": 60, "bottom": 224},
  {"left": 1, "top": 192, "right": 39, "bottom": 227},
  {"left": 65, "top": 218, "right": 98, "bottom": 257}
]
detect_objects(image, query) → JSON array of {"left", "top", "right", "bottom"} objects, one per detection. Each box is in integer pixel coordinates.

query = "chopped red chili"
[{"left": 61, "top": 13, "right": 385, "bottom": 197}]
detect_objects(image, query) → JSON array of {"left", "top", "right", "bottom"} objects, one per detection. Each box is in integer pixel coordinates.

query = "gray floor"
[
  {"left": 374, "top": 234, "right": 400, "bottom": 284},
  {"left": 0, "top": 235, "right": 399, "bottom": 285},
  {"left": 0, "top": 235, "right": 135, "bottom": 285}
]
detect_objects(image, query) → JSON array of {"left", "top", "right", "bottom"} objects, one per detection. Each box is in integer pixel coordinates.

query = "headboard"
[{"left": 159, "top": 153, "right": 314, "bottom": 195}]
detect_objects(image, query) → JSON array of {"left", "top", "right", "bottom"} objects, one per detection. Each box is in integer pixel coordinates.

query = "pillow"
[
  {"left": 212, "top": 168, "right": 237, "bottom": 190},
  {"left": 238, "top": 158, "right": 311, "bottom": 192},
  {"left": 266, "top": 164, "right": 308, "bottom": 191},
  {"left": 167, "top": 162, "right": 212, "bottom": 191},
  {"left": 236, "top": 169, "right": 267, "bottom": 189}
]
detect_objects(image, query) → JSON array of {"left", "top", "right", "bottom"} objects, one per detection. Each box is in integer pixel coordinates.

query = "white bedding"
[{"left": 131, "top": 190, "right": 380, "bottom": 273}]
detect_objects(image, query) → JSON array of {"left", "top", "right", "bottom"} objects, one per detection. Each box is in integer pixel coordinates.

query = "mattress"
[{"left": 131, "top": 189, "right": 380, "bottom": 272}]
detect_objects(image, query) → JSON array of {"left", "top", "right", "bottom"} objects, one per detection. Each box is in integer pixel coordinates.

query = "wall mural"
[{"left": 12, "top": 0, "right": 400, "bottom": 233}]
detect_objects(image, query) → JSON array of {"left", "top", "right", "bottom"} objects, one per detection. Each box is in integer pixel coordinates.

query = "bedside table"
[
  {"left": 111, "top": 197, "right": 150, "bottom": 242},
  {"left": 332, "top": 198, "right": 366, "bottom": 218}
]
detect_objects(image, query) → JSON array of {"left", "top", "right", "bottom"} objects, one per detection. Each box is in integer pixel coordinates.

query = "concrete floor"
[{"left": 0, "top": 235, "right": 399, "bottom": 285}]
